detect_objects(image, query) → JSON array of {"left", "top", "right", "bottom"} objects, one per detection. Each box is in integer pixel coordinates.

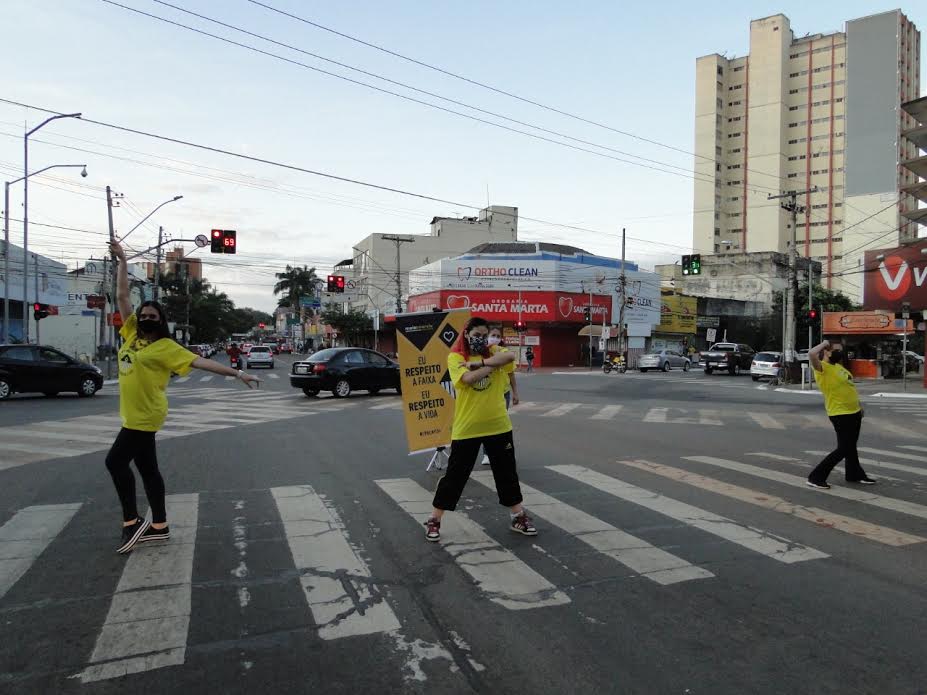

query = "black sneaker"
[
  {"left": 511, "top": 513, "right": 537, "bottom": 536},
  {"left": 424, "top": 517, "right": 441, "bottom": 542},
  {"left": 138, "top": 524, "right": 171, "bottom": 543},
  {"left": 806, "top": 479, "right": 831, "bottom": 490},
  {"left": 116, "top": 517, "right": 151, "bottom": 554},
  {"left": 847, "top": 477, "right": 877, "bottom": 485}
]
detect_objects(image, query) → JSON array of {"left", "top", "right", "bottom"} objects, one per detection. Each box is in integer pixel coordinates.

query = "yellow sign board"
[
  {"left": 394, "top": 309, "right": 471, "bottom": 454},
  {"left": 656, "top": 293, "right": 697, "bottom": 334}
]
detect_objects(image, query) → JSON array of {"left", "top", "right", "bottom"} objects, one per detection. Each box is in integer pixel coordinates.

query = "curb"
[
  {"left": 869, "top": 392, "right": 927, "bottom": 400},
  {"left": 103, "top": 379, "right": 119, "bottom": 386},
  {"left": 774, "top": 388, "right": 822, "bottom": 395}
]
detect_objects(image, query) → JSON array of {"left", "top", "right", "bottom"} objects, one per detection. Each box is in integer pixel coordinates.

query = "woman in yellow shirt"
[
  {"left": 807, "top": 340, "right": 876, "bottom": 489},
  {"left": 424, "top": 317, "right": 535, "bottom": 541},
  {"left": 108, "top": 242, "right": 260, "bottom": 554}
]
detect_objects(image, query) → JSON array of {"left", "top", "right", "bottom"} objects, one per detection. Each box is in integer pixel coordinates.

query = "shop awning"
[{"left": 578, "top": 325, "right": 619, "bottom": 338}]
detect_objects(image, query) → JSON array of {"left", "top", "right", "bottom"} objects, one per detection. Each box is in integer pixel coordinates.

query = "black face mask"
[
  {"left": 828, "top": 350, "right": 844, "bottom": 364},
  {"left": 138, "top": 319, "right": 161, "bottom": 336},
  {"left": 468, "top": 335, "right": 488, "bottom": 354}
]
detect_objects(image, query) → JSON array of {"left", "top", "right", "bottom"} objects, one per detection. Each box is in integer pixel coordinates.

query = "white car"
[
  {"left": 245, "top": 345, "right": 274, "bottom": 369},
  {"left": 903, "top": 350, "right": 924, "bottom": 365},
  {"left": 750, "top": 351, "right": 782, "bottom": 381}
]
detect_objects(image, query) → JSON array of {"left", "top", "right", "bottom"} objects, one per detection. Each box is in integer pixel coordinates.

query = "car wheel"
[
  {"left": 704, "top": 368, "right": 713, "bottom": 375},
  {"left": 683, "top": 361, "right": 690, "bottom": 372},
  {"left": 302, "top": 387, "right": 319, "bottom": 398},
  {"left": 640, "top": 368, "right": 648, "bottom": 373},
  {"left": 43, "top": 392, "right": 59, "bottom": 397},
  {"left": 662, "top": 362, "right": 670, "bottom": 372},
  {"left": 78, "top": 376, "right": 98, "bottom": 397},
  {"left": 333, "top": 379, "right": 352, "bottom": 398},
  {"left": 395, "top": 383, "right": 402, "bottom": 395},
  {"left": 752, "top": 376, "right": 759, "bottom": 382},
  {"left": 0, "top": 378, "right": 12, "bottom": 400},
  {"left": 368, "top": 388, "right": 380, "bottom": 396}
]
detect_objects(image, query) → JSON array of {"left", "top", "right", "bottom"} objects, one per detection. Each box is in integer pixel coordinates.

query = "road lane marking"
[
  {"left": 803, "top": 451, "right": 923, "bottom": 479},
  {"left": 616, "top": 460, "right": 923, "bottom": 547},
  {"left": 199, "top": 375, "right": 214, "bottom": 382},
  {"left": 684, "top": 456, "right": 927, "bottom": 521},
  {"left": 548, "top": 465, "right": 826, "bottom": 564},
  {"left": 745, "top": 452, "right": 906, "bottom": 482},
  {"left": 267, "top": 373, "right": 280, "bottom": 379},
  {"left": 175, "top": 376, "right": 191, "bottom": 383},
  {"left": 747, "top": 413, "right": 785, "bottom": 430},
  {"left": 643, "top": 408, "right": 667, "bottom": 423},
  {"left": 271, "top": 485, "right": 401, "bottom": 639},
  {"left": 590, "top": 404, "right": 624, "bottom": 420},
  {"left": 1, "top": 442, "right": 84, "bottom": 457},
  {"left": 901, "top": 446, "right": 927, "bottom": 453},
  {"left": 370, "top": 401, "right": 403, "bottom": 410},
  {"left": 6, "top": 428, "right": 115, "bottom": 445},
  {"left": 470, "top": 472, "right": 713, "bottom": 584},
  {"left": 0, "top": 503, "right": 82, "bottom": 599},
  {"left": 79, "top": 494, "right": 198, "bottom": 683},
  {"left": 541, "top": 403, "right": 582, "bottom": 417},
  {"left": 858, "top": 447, "right": 927, "bottom": 463},
  {"left": 643, "top": 408, "right": 723, "bottom": 426},
  {"left": 375, "top": 478, "right": 570, "bottom": 610},
  {"left": 746, "top": 452, "right": 802, "bottom": 461}
]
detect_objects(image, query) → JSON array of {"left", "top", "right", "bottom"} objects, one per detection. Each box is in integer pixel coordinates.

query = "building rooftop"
[{"left": 464, "top": 241, "right": 592, "bottom": 256}]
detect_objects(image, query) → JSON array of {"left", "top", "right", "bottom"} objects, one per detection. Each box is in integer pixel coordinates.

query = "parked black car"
[
  {"left": 0, "top": 345, "right": 104, "bottom": 400},
  {"left": 290, "top": 347, "right": 401, "bottom": 398}
]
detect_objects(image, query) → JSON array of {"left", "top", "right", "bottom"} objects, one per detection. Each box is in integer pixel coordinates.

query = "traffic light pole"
[
  {"left": 588, "top": 285, "right": 593, "bottom": 369},
  {"left": 106, "top": 185, "right": 117, "bottom": 380},
  {"left": 153, "top": 226, "right": 163, "bottom": 302},
  {"left": 617, "top": 228, "right": 626, "bottom": 366}
]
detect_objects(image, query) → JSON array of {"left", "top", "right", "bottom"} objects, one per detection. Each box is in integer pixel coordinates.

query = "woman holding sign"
[{"left": 424, "top": 316, "right": 536, "bottom": 541}]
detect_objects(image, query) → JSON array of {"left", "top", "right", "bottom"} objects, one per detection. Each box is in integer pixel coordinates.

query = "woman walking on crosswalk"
[
  {"left": 108, "top": 241, "right": 260, "bottom": 554},
  {"left": 806, "top": 339, "right": 876, "bottom": 489},
  {"left": 481, "top": 326, "right": 518, "bottom": 465},
  {"left": 424, "top": 316, "right": 536, "bottom": 541}
]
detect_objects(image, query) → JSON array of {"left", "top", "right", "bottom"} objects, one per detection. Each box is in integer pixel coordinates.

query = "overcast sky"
[{"left": 3, "top": 0, "right": 924, "bottom": 313}]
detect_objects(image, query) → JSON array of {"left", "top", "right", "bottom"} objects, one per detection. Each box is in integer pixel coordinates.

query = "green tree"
[
  {"left": 321, "top": 304, "right": 372, "bottom": 346},
  {"left": 273, "top": 265, "right": 319, "bottom": 310},
  {"left": 771, "top": 284, "right": 860, "bottom": 349}
]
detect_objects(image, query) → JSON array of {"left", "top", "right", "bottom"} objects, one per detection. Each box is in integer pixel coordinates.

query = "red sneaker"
[
  {"left": 511, "top": 513, "right": 537, "bottom": 536},
  {"left": 424, "top": 517, "right": 441, "bottom": 542}
]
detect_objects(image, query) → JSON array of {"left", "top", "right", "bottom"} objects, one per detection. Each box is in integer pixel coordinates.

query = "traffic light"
[
  {"left": 583, "top": 307, "right": 591, "bottom": 322},
  {"left": 327, "top": 275, "right": 345, "bottom": 293},
  {"left": 514, "top": 320, "right": 527, "bottom": 332},
  {"left": 210, "top": 230, "right": 237, "bottom": 254},
  {"left": 33, "top": 303, "right": 49, "bottom": 321},
  {"left": 807, "top": 309, "right": 818, "bottom": 321},
  {"left": 258, "top": 322, "right": 266, "bottom": 329},
  {"left": 690, "top": 254, "right": 701, "bottom": 275},
  {"left": 682, "top": 255, "right": 691, "bottom": 275}
]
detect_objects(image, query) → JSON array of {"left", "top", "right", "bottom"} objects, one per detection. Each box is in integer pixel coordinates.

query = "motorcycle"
[
  {"left": 602, "top": 354, "right": 626, "bottom": 374},
  {"left": 230, "top": 354, "right": 241, "bottom": 370}
]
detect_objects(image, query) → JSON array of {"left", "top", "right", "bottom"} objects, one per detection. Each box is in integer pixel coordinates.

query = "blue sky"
[{"left": 2, "top": 1, "right": 923, "bottom": 312}]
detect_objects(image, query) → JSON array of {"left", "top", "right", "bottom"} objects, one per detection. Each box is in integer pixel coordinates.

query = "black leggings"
[
  {"left": 433, "top": 430, "right": 523, "bottom": 511},
  {"left": 105, "top": 428, "right": 166, "bottom": 523},
  {"left": 808, "top": 411, "right": 867, "bottom": 483}
]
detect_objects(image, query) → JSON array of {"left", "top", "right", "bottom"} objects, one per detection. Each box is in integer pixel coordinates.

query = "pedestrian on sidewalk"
[
  {"left": 525, "top": 346, "right": 535, "bottom": 373},
  {"left": 107, "top": 241, "right": 261, "bottom": 554},
  {"left": 806, "top": 339, "right": 876, "bottom": 490},
  {"left": 482, "top": 326, "right": 519, "bottom": 465},
  {"left": 424, "top": 316, "right": 536, "bottom": 541}
]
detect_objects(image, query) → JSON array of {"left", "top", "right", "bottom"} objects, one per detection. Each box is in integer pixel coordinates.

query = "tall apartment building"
[{"left": 693, "top": 11, "right": 921, "bottom": 301}]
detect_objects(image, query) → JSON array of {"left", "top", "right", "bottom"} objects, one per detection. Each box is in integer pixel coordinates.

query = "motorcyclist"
[{"left": 227, "top": 342, "right": 242, "bottom": 368}]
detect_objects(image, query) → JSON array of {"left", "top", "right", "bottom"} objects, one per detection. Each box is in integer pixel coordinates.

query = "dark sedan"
[
  {"left": 0, "top": 345, "right": 104, "bottom": 400},
  {"left": 290, "top": 347, "right": 401, "bottom": 398}
]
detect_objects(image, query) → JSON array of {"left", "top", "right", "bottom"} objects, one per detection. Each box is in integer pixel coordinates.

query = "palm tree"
[{"left": 274, "top": 265, "right": 319, "bottom": 310}]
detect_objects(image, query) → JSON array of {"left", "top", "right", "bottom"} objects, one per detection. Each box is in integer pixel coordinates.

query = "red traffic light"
[
  {"left": 212, "top": 229, "right": 222, "bottom": 238},
  {"left": 258, "top": 322, "right": 265, "bottom": 329},
  {"left": 33, "top": 303, "right": 41, "bottom": 311},
  {"left": 808, "top": 309, "right": 818, "bottom": 320}
]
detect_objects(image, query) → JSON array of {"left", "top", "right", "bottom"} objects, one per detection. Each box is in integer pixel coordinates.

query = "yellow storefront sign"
[
  {"left": 657, "top": 293, "right": 697, "bottom": 334},
  {"left": 394, "top": 309, "right": 471, "bottom": 454}
]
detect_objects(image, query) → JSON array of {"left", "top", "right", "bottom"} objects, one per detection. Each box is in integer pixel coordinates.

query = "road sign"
[
  {"left": 287, "top": 318, "right": 300, "bottom": 326},
  {"left": 194, "top": 234, "right": 209, "bottom": 248},
  {"left": 299, "top": 296, "right": 321, "bottom": 308},
  {"left": 705, "top": 328, "right": 717, "bottom": 344},
  {"left": 81, "top": 310, "right": 97, "bottom": 317},
  {"left": 86, "top": 295, "right": 105, "bottom": 309}
]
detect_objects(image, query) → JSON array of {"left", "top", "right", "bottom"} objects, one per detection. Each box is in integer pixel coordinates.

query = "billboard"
[
  {"left": 863, "top": 240, "right": 927, "bottom": 310},
  {"left": 405, "top": 290, "right": 614, "bottom": 323},
  {"left": 822, "top": 311, "right": 913, "bottom": 335},
  {"left": 655, "top": 294, "right": 697, "bottom": 334}
]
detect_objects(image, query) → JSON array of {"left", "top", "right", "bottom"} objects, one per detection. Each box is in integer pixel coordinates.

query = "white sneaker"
[{"left": 481, "top": 455, "right": 491, "bottom": 465}]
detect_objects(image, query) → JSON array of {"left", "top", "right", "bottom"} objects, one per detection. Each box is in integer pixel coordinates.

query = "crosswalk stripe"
[
  {"left": 80, "top": 494, "right": 198, "bottom": 682},
  {"left": 271, "top": 486, "right": 401, "bottom": 639},
  {"left": 616, "top": 460, "right": 923, "bottom": 547},
  {"left": 52, "top": 421, "right": 119, "bottom": 434},
  {"left": 858, "top": 447, "right": 927, "bottom": 463},
  {"left": 199, "top": 375, "right": 214, "bottom": 382},
  {"left": 803, "top": 451, "right": 927, "bottom": 478},
  {"left": 746, "top": 452, "right": 801, "bottom": 461},
  {"left": 370, "top": 401, "right": 403, "bottom": 410},
  {"left": 375, "top": 478, "right": 571, "bottom": 610},
  {"left": 1, "top": 442, "right": 84, "bottom": 457},
  {"left": 267, "top": 373, "right": 280, "bottom": 379},
  {"left": 746, "top": 453, "right": 905, "bottom": 482},
  {"left": 643, "top": 408, "right": 722, "bottom": 426},
  {"left": 9, "top": 428, "right": 115, "bottom": 445},
  {"left": 175, "top": 376, "right": 191, "bottom": 383},
  {"left": 470, "top": 472, "right": 713, "bottom": 584},
  {"left": 541, "top": 403, "right": 581, "bottom": 417},
  {"left": 684, "top": 456, "right": 927, "bottom": 521},
  {"left": 548, "top": 465, "right": 827, "bottom": 564},
  {"left": 0, "top": 503, "right": 82, "bottom": 599},
  {"left": 590, "top": 404, "right": 623, "bottom": 420},
  {"left": 901, "top": 446, "right": 927, "bottom": 453},
  {"left": 747, "top": 413, "right": 785, "bottom": 430}
]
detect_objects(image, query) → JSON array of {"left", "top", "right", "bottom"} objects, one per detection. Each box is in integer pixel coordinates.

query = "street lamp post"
[
  {"left": 22, "top": 112, "right": 81, "bottom": 343},
  {"left": 4, "top": 162, "right": 86, "bottom": 343}
]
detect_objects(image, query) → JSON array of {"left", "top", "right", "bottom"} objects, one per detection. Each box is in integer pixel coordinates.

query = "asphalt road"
[{"left": 1, "top": 356, "right": 926, "bottom": 694}]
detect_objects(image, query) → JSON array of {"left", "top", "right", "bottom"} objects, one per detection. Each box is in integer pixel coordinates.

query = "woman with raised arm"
[
  {"left": 423, "top": 316, "right": 535, "bottom": 541},
  {"left": 107, "top": 241, "right": 261, "bottom": 554}
]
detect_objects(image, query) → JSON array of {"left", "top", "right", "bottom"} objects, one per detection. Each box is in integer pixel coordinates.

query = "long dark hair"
[
  {"left": 135, "top": 301, "right": 171, "bottom": 341},
  {"left": 453, "top": 316, "right": 491, "bottom": 360}
]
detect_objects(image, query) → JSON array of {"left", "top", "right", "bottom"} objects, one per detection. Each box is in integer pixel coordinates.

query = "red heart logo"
[
  {"left": 446, "top": 295, "right": 470, "bottom": 309},
  {"left": 558, "top": 297, "right": 573, "bottom": 318}
]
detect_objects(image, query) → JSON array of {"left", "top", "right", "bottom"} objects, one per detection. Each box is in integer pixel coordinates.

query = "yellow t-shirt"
[
  {"left": 448, "top": 346, "right": 516, "bottom": 440},
  {"left": 118, "top": 314, "right": 197, "bottom": 431},
  {"left": 814, "top": 360, "right": 861, "bottom": 417}
]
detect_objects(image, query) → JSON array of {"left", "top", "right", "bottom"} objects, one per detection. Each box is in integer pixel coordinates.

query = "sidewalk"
[{"left": 777, "top": 370, "right": 927, "bottom": 398}]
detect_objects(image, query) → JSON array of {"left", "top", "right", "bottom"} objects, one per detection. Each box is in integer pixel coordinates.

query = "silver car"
[
  {"left": 245, "top": 345, "right": 275, "bottom": 369},
  {"left": 638, "top": 349, "right": 690, "bottom": 373},
  {"left": 750, "top": 351, "right": 782, "bottom": 381}
]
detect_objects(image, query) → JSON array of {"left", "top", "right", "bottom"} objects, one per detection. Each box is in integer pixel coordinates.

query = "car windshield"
[
  {"left": 648, "top": 350, "right": 664, "bottom": 355},
  {"left": 755, "top": 352, "right": 779, "bottom": 361},
  {"left": 711, "top": 345, "right": 735, "bottom": 351},
  {"left": 250, "top": 347, "right": 270, "bottom": 353},
  {"left": 306, "top": 348, "right": 342, "bottom": 362}
]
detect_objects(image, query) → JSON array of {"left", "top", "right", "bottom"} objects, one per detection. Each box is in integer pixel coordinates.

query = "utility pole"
[
  {"left": 184, "top": 261, "right": 192, "bottom": 345},
  {"left": 587, "top": 282, "right": 594, "bottom": 369},
  {"left": 3, "top": 182, "right": 10, "bottom": 343},
  {"left": 768, "top": 187, "right": 817, "bottom": 379},
  {"left": 153, "top": 226, "right": 163, "bottom": 302},
  {"left": 382, "top": 235, "right": 414, "bottom": 313},
  {"left": 617, "top": 227, "right": 627, "bottom": 365},
  {"left": 105, "top": 185, "right": 118, "bottom": 380},
  {"left": 33, "top": 254, "right": 40, "bottom": 344}
]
